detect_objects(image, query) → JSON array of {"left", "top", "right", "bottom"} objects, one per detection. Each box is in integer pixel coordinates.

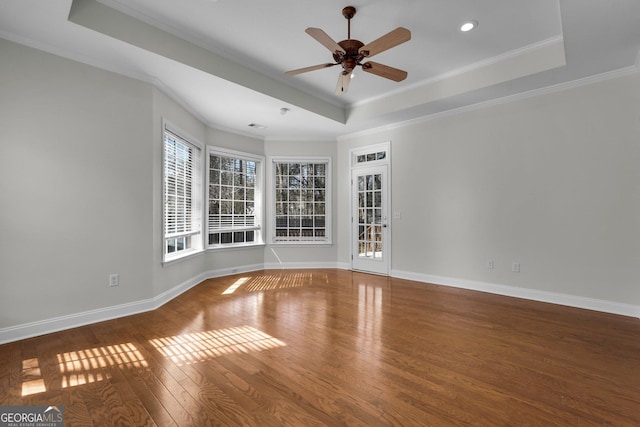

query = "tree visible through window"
[
  {"left": 207, "top": 148, "right": 263, "bottom": 247},
  {"left": 272, "top": 159, "right": 331, "bottom": 243}
]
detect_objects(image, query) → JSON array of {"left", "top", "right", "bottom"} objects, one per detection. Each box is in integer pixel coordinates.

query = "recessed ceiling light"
[{"left": 460, "top": 20, "right": 478, "bottom": 32}]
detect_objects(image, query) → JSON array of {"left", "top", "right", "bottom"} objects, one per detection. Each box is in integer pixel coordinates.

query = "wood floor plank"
[
  {"left": 0, "top": 342, "right": 20, "bottom": 405},
  {"left": 188, "top": 354, "right": 289, "bottom": 426},
  {"left": 6, "top": 341, "right": 24, "bottom": 406},
  {"left": 108, "top": 368, "right": 157, "bottom": 427},
  {"left": 221, "top": 351, "right": 368, "bottom": 425},
  {"left": 135, "top": 344, "right": 224, "bottom": 426},
  {"left": 1, "top": 269, "right": 639, "bottom": 426},
  {"left": 79, "top": 381, "right": 121, "bottom": 427}
]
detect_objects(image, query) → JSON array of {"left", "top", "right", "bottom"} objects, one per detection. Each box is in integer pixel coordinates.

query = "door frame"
[{"left": 349, "top": 142, "right": 391, "bottom": 275}]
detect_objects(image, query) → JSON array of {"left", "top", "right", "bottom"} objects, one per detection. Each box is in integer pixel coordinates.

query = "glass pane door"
[
  {"left": 358, "top": 173, "right": 382, "bottom": 259},
  {"left": 352, "top": 165, "right": 388, "bottom": 275}
]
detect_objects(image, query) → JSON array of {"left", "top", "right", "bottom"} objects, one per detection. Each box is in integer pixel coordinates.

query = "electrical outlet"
[
  {"left": 487, "top": 260, "right": 494, "bottom": 270},
  {"left": 512, "top": 262, "right": 520, "bottom": 273},
  {"left": 109, "top": 274, "right": 119, "bottom": 287}
]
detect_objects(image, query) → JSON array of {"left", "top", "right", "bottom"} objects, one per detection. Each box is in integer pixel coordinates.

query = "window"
[
  {"left": 271, "top": 158, "right": 331, "bottom": 244},
  {"left": 351, "top": 143, "right": 390, "bottom": 166},
  {"left": 163, "top": 123, "right": 202, "bottom": 262},
  {"left": 207, "top": 147, "right": 263, "bottom": 247},
  {"left": 355, "top": 150, "right": 386, "bottom": 164}
]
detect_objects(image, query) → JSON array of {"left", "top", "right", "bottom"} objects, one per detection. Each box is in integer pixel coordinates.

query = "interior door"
[{"left": 352, "top": 165, "right": 389, "bottom": 275}]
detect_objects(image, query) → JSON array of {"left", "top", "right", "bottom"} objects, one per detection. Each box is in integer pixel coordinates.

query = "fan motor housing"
[{"left": 334, "top": 39, "right": 365, "bottom": 71}]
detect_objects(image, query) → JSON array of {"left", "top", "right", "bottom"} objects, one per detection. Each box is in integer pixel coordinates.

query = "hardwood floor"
[{"left": 1, "top": 269, "right": 639, "bottom": 426}]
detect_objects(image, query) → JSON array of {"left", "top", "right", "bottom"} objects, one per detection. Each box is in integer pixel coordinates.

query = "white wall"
[
  {"left": 0, "top": 41, "right": 272, "bottom": 339},
  {"left": 2, "top": 36, "right": 638, "bottom": 342},
  {"left": 0, "top": 38, "right": 154, "bottom": 326},
  {"left": 338, "top": 72, "right": 640, "bottom": 310},
  {"left": 0, "top": 39, "right": 340, "bottom": 341}
]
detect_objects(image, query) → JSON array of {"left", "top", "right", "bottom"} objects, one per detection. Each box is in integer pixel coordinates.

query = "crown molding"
[
  {"left": 351, "top": 35, "right": 565, "bottom": 109},
  {"left": 339, "top": 65, "right": 640, "bottom": 141}
]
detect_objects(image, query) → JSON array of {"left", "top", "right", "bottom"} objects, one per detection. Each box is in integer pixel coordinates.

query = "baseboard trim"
[
  {"left": 0, "top": 298, "right": 158, "bottom": 345},
  {"left": 0, "top": 263, "right": 265, "bottom": 345},
  {"left": 154, "top": 263, "right": 265, "bottom": 305},
  {"left": 336, "top": 262, "right": 351, "bottom": 270},
  {"left": 391, "top": 270, "right": 640, "bottom": 318},
  {"left": 263, "top": 261, "right": 342, "bottom": 270},
  {"left": 3, "top": 265, "right": 637, "bottom": 344}
]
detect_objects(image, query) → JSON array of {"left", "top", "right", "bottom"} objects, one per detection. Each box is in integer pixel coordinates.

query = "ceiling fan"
[{"left": 285, "top": 6, "right": 411, "bottom": 95}]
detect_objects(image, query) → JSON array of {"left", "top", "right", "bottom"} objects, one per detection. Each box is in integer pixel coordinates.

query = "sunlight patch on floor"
[
  {"left": 57, "top": 342, "right": 148, "bottom": 388},
  {"left": 21, "top": 343, "right": 148, "bottom": 395},
  {"left": 149, "top": 325, "right": 286, "bottom": 366},
  {"left": 222, "top": 277, "right": 250, "bottom": 294},
  {"left": 221, "top": 272, "right": 325, "bottom": 294},
  {"left": 21, "top": 358, "right": 46, "bottom": 396}
]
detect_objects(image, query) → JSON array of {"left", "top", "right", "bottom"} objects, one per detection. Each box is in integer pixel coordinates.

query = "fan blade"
[
  {"left": 361, "top": 61, "right": 408, "bottom": 82},
  {"left": 358, "top": 27, "right": 411, "bottom": 58},
  {"left": 285, "top": 63, "right": 336, "bottom": 76},
  {"left": 335, "top": 71, "right": 352, "bottom": 95},
  {"left": 306, "top": 27, "right": 346, "bottom": 56}
]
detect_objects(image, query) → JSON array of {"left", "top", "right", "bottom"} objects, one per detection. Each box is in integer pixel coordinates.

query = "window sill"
[
  {"left": 162, "top": 249, "right": 204, "bottom": 267},
  {"left": 270, "top": 241, "right": 333, "bottom": 247},
  {"left": 207, "top": 242, "right": 266, "bottom": 252}
]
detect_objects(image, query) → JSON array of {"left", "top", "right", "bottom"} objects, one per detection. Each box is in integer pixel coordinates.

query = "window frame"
[
  {"left": 350, "top": 142, "right": 390, "bottom": 167},
  {"left": 206, "top": 146, "right": 265, "bottom": 249},
  {"left": 269, "top": 156, "right": 332, "bottom": 245},
  {"left": 162, "top": 121, "right": 204, "bottom": 263}
]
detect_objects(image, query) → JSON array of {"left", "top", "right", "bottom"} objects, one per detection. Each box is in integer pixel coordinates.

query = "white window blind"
[{"left": 163, "top": 126, "right": 202, "bottom": 260}]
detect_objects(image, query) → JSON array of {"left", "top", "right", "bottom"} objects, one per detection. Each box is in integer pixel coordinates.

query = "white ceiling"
[{"left": 1, "top": 0, "right": 639, "bottom": 140}]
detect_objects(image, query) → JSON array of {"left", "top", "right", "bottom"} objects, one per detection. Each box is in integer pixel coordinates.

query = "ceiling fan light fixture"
[
  {"left": 460, "top": 20, "right": 478, "bottom": 32},
  {"left": 284, "top": 6, "right": 411, "bottom": 95}
]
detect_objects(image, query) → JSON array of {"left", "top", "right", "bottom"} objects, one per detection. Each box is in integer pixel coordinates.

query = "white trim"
[
  {"left": 206, "top": 242, "right": 266, "bottom": 252},
  {"left": 0, "top": 299, "right": 156, "bottom": 346},
  {"left": 263, "top": 261, "right": 341, "bottom": 270},
  {"left": 350, "top": 143, "right": 391, "bottom": 275},
  {"left": 338, "top": 66, "right": 640, "bottom": 142},
  {"left": 0, "top": 263, "right": 263, "bottom": 345},
  {"left": 161, "top": 247, "right": 204, "bottom": 267},
  {"left": 0, "top": 30, "right": 157, "bottom": 85},
  {"left": 163, "top": 119, "right": 204, "bottom": 151},
  {"left": 351, "top": 35, "right": 565, "bottom": 108},
  {"left": 337, "top": 262, "right": 351, "bottom": 270},
  {"left": 2, "top": 264, "right": 637, "bottom": 344},
  {"left": 391, "top": 269, "right": 640, "bottom": 319},
  {"left": 206, "top": 145, "right": 265, "bottom": 248},
  {"left": 350, "top": 142, "right": 391, "bottom": 168},
  {"left": 268, "top": 156, "right": 333, "bottom": 245},
  {"left": 162, "top": 119, "right": 205, "bottom": 262}
]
